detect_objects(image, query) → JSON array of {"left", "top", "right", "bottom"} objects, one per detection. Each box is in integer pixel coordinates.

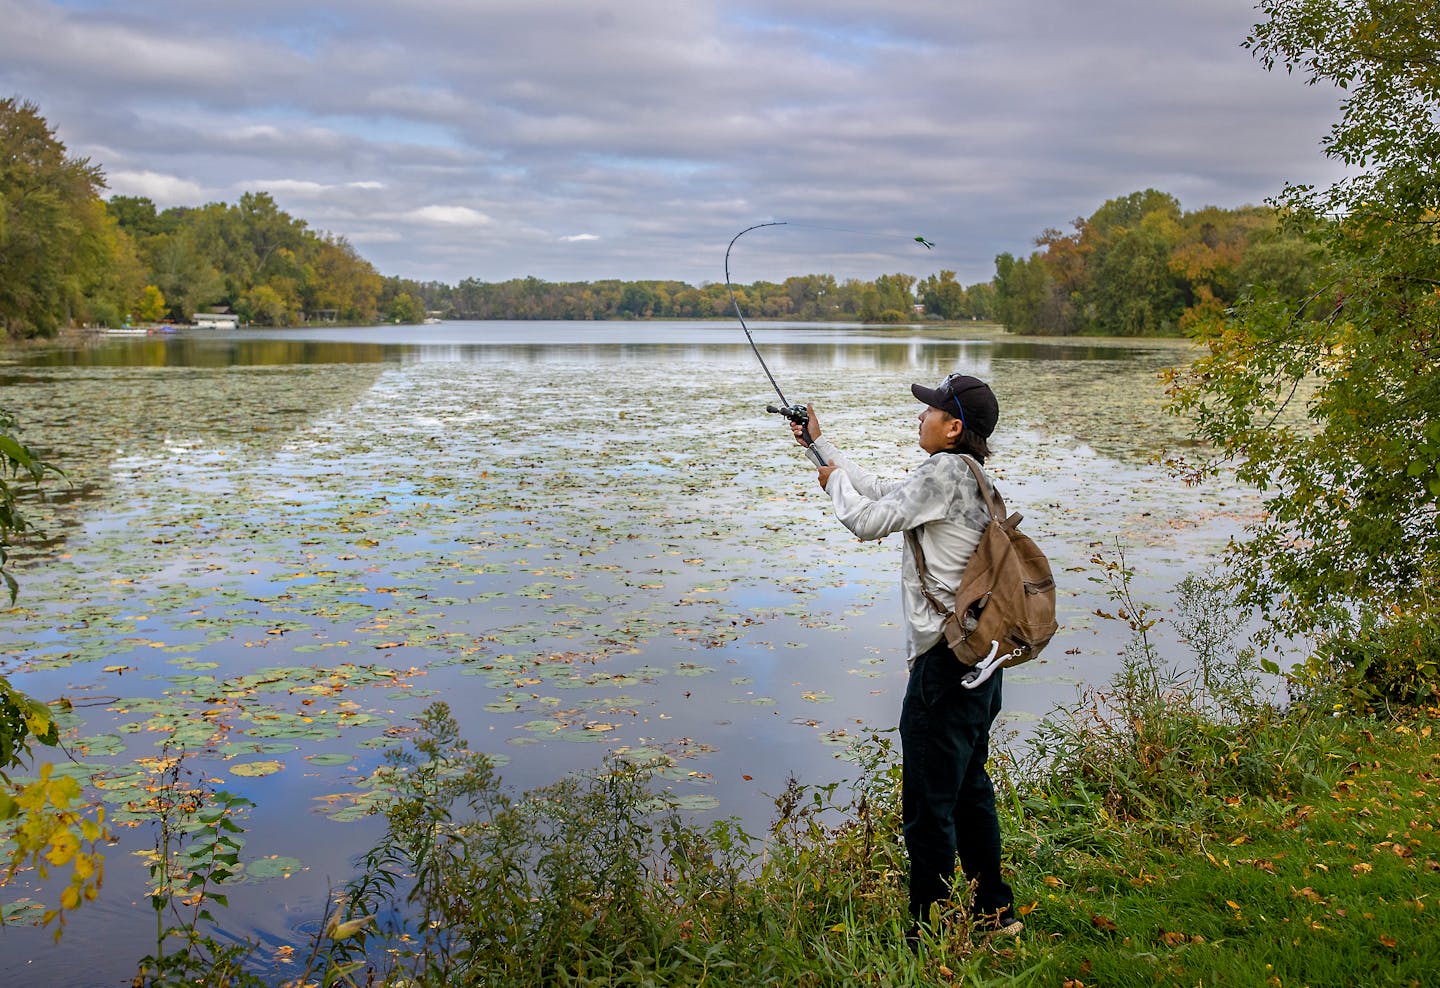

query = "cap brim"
[{"left": 911, "top": 383, "right": 946, "bottom": 408}]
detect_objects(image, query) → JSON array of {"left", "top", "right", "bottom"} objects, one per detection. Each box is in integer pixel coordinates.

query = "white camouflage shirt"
[{"left": 813, "top": 435, "right": 993, "bottom": 667}]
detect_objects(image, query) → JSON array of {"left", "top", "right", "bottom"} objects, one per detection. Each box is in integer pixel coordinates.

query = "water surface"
[{"left": 1, "top": 321, "right": 1245, "bottom": 985}]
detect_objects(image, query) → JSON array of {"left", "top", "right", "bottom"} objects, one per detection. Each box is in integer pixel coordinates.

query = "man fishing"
[{"left": 786, "top": 374, "right": 1022, "bottom": 946}]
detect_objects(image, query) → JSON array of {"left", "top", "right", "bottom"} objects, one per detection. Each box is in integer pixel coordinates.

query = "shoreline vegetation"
[{"left": 109, "top": 571, "right": 1440, "bottom": 987}]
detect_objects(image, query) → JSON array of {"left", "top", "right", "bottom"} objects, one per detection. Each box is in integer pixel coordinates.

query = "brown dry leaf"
[
  {"left": 1379, "top": 934, "right": 1398, "bottom": 948},
  {"left": 1091, "top": 914, "right": 1117, "bottom": 932}
]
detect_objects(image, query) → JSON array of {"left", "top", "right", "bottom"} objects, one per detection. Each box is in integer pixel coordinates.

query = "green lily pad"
[
  {"left": 245, "top": 855, "right": 303, "bottom": 880},
  {"left": 304, "top": 753, "right": 354, "bottom": 766},
  {"left": 230, "top": 760, "right": 285, "bottom": 777}
]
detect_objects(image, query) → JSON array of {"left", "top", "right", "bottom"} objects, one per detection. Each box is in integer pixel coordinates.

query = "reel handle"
[{"left": 767, "top": 404, "right": 828, "bottom": 467}]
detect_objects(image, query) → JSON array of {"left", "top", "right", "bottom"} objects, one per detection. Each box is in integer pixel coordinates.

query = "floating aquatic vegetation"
[{"left": 0, "top": 329, "right": 1253, "bottom": 980}]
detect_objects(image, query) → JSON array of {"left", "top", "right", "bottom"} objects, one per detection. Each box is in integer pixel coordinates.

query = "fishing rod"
[{"left": 724, "top": 221, "right": 829, "bottom": 468}]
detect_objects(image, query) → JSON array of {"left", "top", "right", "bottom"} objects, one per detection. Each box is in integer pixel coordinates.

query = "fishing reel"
[
  {"left": 767, "top": 403, "right": 828, "bottom": 468},
  {"left": 766, "top": 403, "right": 810, "bottom": 426}
]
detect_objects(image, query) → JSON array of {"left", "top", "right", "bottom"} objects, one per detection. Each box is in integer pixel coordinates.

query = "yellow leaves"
[
  {"left": 1158, "top": 930, "right": 1205, "bottom": 946},
  {"left": 44, "top": 829, "right": 79, "bottom": 867},
  {"left": 2, "top": 762, "right": 109, "bottom": 939},
  {"left": 326, "top": 913, "right": 376, "bottom": 941},
  {"left": 1353, "top": 862, "right": 1373, "bottom": 875}
]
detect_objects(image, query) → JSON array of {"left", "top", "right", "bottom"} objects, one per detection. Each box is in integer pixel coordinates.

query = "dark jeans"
[{"left": 899, "top": 638, "right": 1011, "bottom": 925}]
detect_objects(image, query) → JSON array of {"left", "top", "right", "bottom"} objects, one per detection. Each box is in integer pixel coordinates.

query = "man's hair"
[{"left": 950, "top": 427, "right": 990, "bottom": 463}]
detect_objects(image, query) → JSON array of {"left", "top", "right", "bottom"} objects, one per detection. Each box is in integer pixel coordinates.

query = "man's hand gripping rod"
[{"left": 767, "top": 403, "right": 827, "bottom": 468}]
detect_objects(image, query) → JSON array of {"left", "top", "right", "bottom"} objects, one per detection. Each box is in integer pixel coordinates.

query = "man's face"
[{"left": 918, "top": 405, "right": 962, "bottom": 454}]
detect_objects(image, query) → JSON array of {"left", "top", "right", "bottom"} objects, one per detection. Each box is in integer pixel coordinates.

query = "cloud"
[
  {"left": 405, "top": 205, "right": 494, "bottom": 227},
  {"left": 104, "top": 169, "right": 210, "bottom": 206},
  {"left": 0, "top": 0, "right": 1348, "bottom": 285},
  {"left": 241, "top": 179, "right": 386, "bottom": 197}
]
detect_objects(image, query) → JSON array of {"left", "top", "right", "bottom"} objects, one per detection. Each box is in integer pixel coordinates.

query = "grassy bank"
[
  {"left": 124, "top": 700, "right": 1435, "bottom": 987},
  {"left": 226, "top": 705, "right": 1431, "bottom": 988},
  {"left": 995, "top": 714, "right": 1437, "bottom": 988},
  {"left": 110, "top": 570, "right": 1440, "bottom": 986}
]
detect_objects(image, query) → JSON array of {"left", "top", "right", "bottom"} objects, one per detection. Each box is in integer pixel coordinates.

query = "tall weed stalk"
[{"left": 1015, "top": 546, "right": 1339, "bottom": 838}]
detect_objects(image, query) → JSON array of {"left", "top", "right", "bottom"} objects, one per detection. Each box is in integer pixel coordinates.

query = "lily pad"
[
  {"left": 245, "top": 855, "right": 304, "bottom": 880},
  {"left": 230, "top": 760, "right": 285, "bottom": 777}
]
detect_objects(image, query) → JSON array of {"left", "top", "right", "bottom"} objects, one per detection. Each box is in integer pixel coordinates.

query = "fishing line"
[
  {"left": 724, "top": 220, "right": 937, "bottom": 467},
  {"left": 724, "top": 221, "right": 792, "bottom": 408}
]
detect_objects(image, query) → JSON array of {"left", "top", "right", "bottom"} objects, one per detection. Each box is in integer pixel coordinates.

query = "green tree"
[
  {"left": 918, "top": 270, "right": 967, "bottom": 320},
  {"left": 134, "top": 284, "right": 166, "bottom": 324},
  {"left": 1168, "top": 0, "right": 1440, "bottom": 658},
  {"left": 1073, "top": 191, "right": 1186, "bottom": 335},
  {"left": 993, "top": 251, "right": 1055, "bottom": 333},
  {"left": 387, "top": 291, "right": 426, "bottom": 324},
  {"left": 0, "top": 98, "right": 111, "bottom": 338}
]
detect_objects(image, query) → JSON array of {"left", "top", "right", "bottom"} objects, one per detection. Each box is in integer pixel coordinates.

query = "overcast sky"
[{"left": 1, "top": 0, "right": 1348, "bottom": 287}]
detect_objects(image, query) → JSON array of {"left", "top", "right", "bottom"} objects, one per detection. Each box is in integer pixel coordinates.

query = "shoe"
[
  {"left": 981, "top": 909, "right": 1024, "bottom": 937},
  {"left": 904, "top": 923, "right": 922, "bottom": 954}
]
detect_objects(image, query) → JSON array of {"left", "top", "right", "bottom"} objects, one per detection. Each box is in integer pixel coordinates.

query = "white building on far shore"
[{"left": 193, "top": 311, "right": 240, "bottom": 330}]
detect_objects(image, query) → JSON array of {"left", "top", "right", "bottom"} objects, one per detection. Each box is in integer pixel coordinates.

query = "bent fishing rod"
[{"left": 724, "top": 221, "right": 829, "bottom": 468}]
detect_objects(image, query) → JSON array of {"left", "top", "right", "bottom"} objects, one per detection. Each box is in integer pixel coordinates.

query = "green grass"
[
  {"left": 235, "top": 702, "right": 1427, "bottom": 988},
  {"left": 988, "top": 716, "right": 1438, "bottom": 988},
  {"left": 117, "top": 703, "right": 1439, "bottom": 987},
  {"left": 117, "top": 564, "right": 1440, "bottom": 987}
]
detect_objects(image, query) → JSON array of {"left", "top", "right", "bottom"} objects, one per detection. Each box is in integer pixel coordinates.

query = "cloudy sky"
[{"left": 1, "top": 0, "right": 1347, "bottom": 287}]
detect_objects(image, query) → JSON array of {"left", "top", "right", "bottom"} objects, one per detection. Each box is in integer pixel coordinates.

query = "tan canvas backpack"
[{"left": 905, "top": 454, "right": 1058, "bottom": 689}]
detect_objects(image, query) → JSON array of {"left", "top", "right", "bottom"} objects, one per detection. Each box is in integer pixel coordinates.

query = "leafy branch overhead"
[
  {"left": 2, "top": 407, "right": 106, "bottom": 938},
  {"left": 1169, "top": 0, "right": 1440, "bottom": 653}
]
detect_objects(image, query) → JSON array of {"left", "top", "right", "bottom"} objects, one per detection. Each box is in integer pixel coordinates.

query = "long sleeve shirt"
[{"left": 812, "top": 435, "right": 993, "bottom": 666}]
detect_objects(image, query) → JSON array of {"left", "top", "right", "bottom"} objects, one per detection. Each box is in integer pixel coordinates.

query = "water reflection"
[
  {"left": 3, "top": 321, "right": 1180, "bottom": 373},
  {"left": 0, "top": 320, "right": 1216, "bottom": 987}
]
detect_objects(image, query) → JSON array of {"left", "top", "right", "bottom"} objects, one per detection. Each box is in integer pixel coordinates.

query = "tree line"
[
  {"left": 395, "top": 270, "right": 996, "bottom": 324},
  {"left": 4, "top": 94, "right": 1320, "bottom": 340},
  {"left": 991, "top": 188, "right": 1325, "bottom": 336}
]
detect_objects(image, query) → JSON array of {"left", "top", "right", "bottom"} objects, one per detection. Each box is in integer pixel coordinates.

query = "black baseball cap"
[{"left": 911, "top": 373, "right": 999, "bottom": 438}]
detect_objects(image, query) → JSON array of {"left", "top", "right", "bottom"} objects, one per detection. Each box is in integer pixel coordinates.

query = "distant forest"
[{"left": 5, "top": 96, "right": 1323, "bottom": 338}]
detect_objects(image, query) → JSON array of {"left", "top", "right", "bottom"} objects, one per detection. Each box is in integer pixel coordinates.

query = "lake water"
[{"left": 1, "top": 321, "right": 1255, "bottom": 985}]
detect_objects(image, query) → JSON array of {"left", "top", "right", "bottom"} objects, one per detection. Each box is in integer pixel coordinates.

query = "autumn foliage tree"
[
  {"left": 1167, "top": 0, "right": 1440, "bottom": 701},
  {"left": 0, "top": 98, "right": 140, "bottom": 338},
  {"left": 994, "top": 190, "right": 1321, "bottom": 336}
]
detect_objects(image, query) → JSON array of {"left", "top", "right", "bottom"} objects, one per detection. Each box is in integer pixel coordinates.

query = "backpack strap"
[
  {"left": 904, "top": 528, "right": 952, "bottom": 619},
  {"left": 903, "top": 454, "right": 999, "bottom": 620},
  {"left": 955, "top": 453, "right": 1007, "bottom": 523}
]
